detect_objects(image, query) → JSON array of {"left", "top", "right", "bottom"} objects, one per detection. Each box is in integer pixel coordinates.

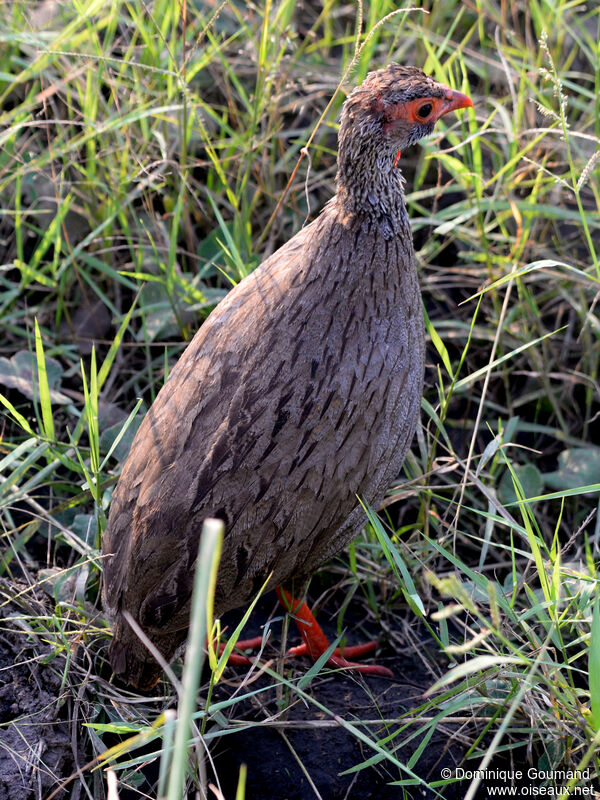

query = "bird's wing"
[{"left": 102, "top": 210, "right": 356, "bottom": 626}]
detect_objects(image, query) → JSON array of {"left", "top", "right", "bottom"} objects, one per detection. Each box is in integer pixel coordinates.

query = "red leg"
[{"left": 276, "top": 587, "right": 393, "bottom": 677}]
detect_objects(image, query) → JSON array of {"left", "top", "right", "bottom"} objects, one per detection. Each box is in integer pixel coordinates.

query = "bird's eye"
[{"left": 417, "top": 103, "right": 433, "bottom": 119}]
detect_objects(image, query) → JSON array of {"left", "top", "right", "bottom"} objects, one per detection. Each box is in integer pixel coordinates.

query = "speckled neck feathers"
[
  {"left": 335, "top": 147, "right": 408, "bottom": 240},
  {"left": 334, "top": 64, "right": 452, "bottom": 235}
]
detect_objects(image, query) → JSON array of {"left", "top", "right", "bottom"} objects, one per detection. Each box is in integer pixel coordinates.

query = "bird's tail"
[{"left": 108, "top": 614, "right": 179, "bottom": 691}]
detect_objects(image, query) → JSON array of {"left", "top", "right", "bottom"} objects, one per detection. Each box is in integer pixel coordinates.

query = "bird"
[{"left": 102, "top": 64, "right": 473, "bottom": 690}]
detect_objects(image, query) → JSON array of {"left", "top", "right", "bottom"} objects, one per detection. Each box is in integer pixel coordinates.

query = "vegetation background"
[{"left": 1, "top": 0, "right": 600, "bottom": 798}]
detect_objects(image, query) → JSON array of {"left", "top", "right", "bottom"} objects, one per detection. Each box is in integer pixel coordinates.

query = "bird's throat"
[{"left": 336, "top": 137, "right": 408, "bottom": 234}]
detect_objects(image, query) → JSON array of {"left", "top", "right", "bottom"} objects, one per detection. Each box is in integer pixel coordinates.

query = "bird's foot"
[
  {"left": 276, "top": 586, "right": 393, "bottom": 678},
  {"left": 215, "top": 591, "right": 393, "bottom": 677},
  {"left": 217, "top": 637, "right": 381, "bottom": 667},
  {"left": 216, "top": 636, "right": 263, "bottom": 665},
  {"left": 287, "top": 640, "right": 377, "bottom": 658},
  {"left": 218, "top": 638, "right": 386, "bottom": 670}
]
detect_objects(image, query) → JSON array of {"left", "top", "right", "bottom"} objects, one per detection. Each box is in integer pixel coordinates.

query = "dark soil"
[
  {"left": 211, "top": 667, "right": 464, "bottom": 800},
  {"left": 0, "top": 581, "right": 502, "bottom": 800},
  {"left": 0, "top": 587, "right": 73, "bottom": 800},
  {"left": 207, "top": 592, "right": 481, "bottom": 800}
]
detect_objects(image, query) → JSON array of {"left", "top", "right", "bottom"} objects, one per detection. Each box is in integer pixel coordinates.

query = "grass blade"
[
  {"left": 34, "top": 319, "right": 54, "bottom": 441},
  {"left": 166, "top": 518, "right": 224, "bottom": 800},
  {"left": 589, "top": 598, "right": 600, "bottom": 732}
]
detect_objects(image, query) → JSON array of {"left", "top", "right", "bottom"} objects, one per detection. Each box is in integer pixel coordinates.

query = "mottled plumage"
[{"left": 102, "top": 65, "right": 472, "bottom": 688}]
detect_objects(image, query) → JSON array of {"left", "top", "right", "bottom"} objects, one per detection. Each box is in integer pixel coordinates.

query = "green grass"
[{"left": 1, "top": 0, "right": 600, "bottom": 797}]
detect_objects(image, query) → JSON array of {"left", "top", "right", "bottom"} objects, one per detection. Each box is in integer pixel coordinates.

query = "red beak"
[{"left": 434, "top": 87, "right": 474, "bottom": 122}]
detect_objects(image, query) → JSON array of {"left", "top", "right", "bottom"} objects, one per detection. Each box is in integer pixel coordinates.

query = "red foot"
[
  {"left": 215, "top": 592, "right": 393, "bottom": 677},
  {"left": 286, "top": 641, "right": 377, "bottom": 658},
  {"left": 217, "top": 636, "right": 263, "bottom": 665},
  {"left": 276, "top": 587, "right": 393, "bottom": 677}
]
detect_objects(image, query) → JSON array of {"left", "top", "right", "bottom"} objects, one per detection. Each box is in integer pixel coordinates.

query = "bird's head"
[
  {"left": 339, "top": 64, "right": 473, "bottom": 155},
  {"left": 335, "top": 64, "right": 473, "bottom": 217}
]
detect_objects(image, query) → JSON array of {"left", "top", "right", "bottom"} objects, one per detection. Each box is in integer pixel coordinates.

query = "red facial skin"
[{"left": 384, "top": 87, "right": 473, "bottom": 139}]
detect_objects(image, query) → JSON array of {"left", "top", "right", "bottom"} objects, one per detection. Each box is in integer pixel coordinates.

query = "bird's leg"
[{"left": 276, "top": 587, "right": 393, "bottom": 677}]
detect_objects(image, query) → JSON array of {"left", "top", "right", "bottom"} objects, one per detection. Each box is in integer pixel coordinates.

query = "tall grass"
[{"left": 1, "top": 0, "right": 600, "bottom": 797}]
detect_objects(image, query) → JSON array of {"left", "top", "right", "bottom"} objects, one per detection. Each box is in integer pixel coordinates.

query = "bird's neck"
[{"left": 335, "top": 144, "right": 409, "bottom": 239}]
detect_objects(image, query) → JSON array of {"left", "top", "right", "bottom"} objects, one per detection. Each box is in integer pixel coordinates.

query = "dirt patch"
[
  {"left": 0, "top": 581, "right": 488, "bottom": 800},
  {"left": 0, "top": 586, "right": 72, "bottom": 800},
  {"left": 208, "top": 594, "right": 478, "bottom": 800},
  {"left": 211, "top": 670, "right": 466, "bottom": 800}
]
